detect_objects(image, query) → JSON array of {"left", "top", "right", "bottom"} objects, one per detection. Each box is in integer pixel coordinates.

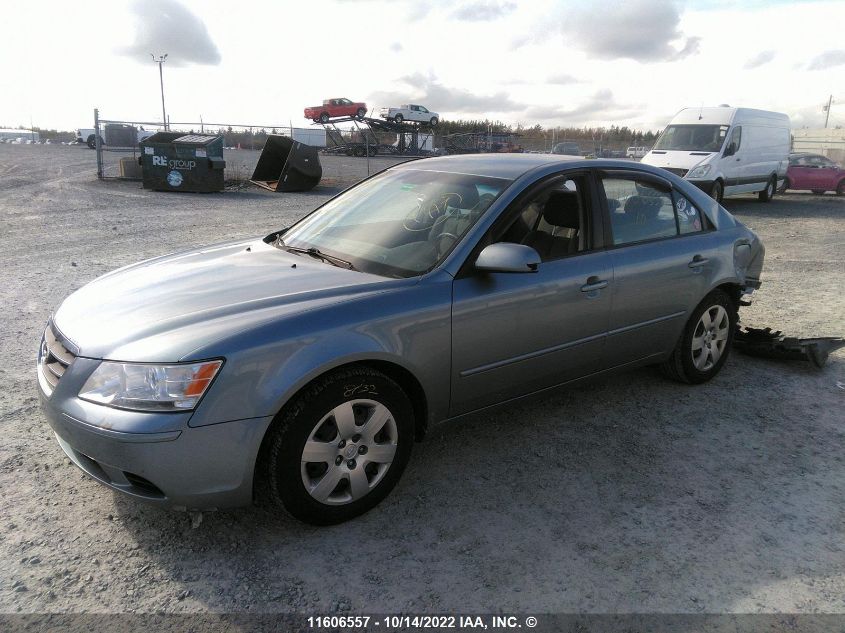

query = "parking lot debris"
[
  {"left": 734, "top": 326, "right": 845, "bottom": 368},
  {"left": 250, "top": 135, "right": 322, "bottom": 192}
]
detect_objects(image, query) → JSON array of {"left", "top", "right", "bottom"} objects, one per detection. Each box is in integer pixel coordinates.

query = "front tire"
[
  {"left": 710, "top": 180, "right": 723, "bottom": 203},
  {"left": 661, "top": 289, "right": 736, "bottom": 384},
  {"left": 257, "top": 366, "right": 414, "bottom": 525},
  {"left": 394, "top": 114, "right": 403, "bottom": 124},
  {"left": 319, "top": 112, "right": 330, "bottom": 124},
  {"left": 356, "top": 108, "right": 366, "bottom": 119},
  {"left": 758, "top": 176, "right": 776, "bottom": 202}
]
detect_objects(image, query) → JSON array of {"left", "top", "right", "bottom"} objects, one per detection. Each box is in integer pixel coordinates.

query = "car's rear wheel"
[
  {"left": 430, "top": 117, "right": 438, "bottom": 126},
  {"left": 710, "top": 180, "right": 723, "bottom": 203},
  {"left": 758, "top": 176, "right": 776, "bottom": 202},
  {"left": 661, "top": 289, "right": 736, "bottom": 384},
  {"left": 257, "top": 366, "right": 414, "bottom": 525}
]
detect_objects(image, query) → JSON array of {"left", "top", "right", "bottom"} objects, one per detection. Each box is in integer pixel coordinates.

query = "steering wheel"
[{"left": 403, "top": 192, "right": 462, "bottom": 232}]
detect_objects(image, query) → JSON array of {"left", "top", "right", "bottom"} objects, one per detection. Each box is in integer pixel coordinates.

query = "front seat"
[{"left": 521, "top": 190, "right": 580, "bottom": 261}]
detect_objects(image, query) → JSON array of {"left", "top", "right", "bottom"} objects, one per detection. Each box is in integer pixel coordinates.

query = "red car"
[
  {"left": 782, "top": 153, "right": 845, "bottom": 195},
  {"left": 304, "top": 98, "right": 367, "bottom": 123}
]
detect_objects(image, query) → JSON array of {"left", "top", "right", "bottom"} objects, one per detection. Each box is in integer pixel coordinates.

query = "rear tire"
[
  {"left": 758, "top": 176, "right": 776, "bottom": 202},
  {"left": 429, "top": 117, "right": 438, "bottom": 126},
  {"left": 256, "top": 366, "right": 414, "bottom": 525},
  {"left": 660, "top": 289, "right": 736, "bottom": 384}
]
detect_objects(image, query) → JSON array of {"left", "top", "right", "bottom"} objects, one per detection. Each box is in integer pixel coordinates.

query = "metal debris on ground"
[{"left": 733, "top": 326, "right": 845, "bottom": 369}]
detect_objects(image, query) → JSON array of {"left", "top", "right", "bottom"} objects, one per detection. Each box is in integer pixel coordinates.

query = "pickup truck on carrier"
[
  {"left": 379, "top": 104, "right": 439, "bottom": 126},
  {"left": 304, "top": 99, "right": 368, "bottom": 123}
]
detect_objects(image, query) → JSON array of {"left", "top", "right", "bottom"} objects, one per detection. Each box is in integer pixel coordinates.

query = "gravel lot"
[{"left": 1, "top": 144, "right": 843, "bottom": 615}]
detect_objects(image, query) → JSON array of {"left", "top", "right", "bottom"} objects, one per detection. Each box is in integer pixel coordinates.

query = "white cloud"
[
  {"left": 119, "top": 0, "right": 221, "bottom": 66},
  {"left": 807, "top": 49, "right": 845, "bottom": 70},
  {"left": 553, "top": 0, "right": 700, "bottom": 62},
  {"left": 744, "top": 50, "right": 775, "bottom": 69}
]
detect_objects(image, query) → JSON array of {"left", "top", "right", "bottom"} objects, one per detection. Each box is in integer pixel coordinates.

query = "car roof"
[{"left": 393, "top": 154, "right": 583, "bottom": 179}]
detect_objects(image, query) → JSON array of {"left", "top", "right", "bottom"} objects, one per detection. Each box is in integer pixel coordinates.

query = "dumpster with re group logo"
[{"left": 139, "top": 133, "right": 225, "bottom": 193}]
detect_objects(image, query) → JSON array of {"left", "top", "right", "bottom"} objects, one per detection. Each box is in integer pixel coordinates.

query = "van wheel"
[
  {"left": 710, "top": 181, "right": 723, "bottom": 203},
  {"left": 758, "top": 177, "right": 776, "bottom": 202},
  {"left": 256, "top": 366, "right": 414, "bottom": 525},
  {"left": 778, "top": 177, "right": 790, "bottom": 194},
  {"left": 660, "top": 289, "right": 736, "bottom": 384}
]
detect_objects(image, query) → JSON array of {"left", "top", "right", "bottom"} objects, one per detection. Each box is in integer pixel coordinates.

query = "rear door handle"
[
  {"left": 688, "top": 255, "right": 709, "bottom": 269},
  {"left": 580, "top": 276, "right": 608, "bottom": 292}
]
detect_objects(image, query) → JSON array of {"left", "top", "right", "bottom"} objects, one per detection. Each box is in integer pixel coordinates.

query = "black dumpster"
[
  {"left": 139, "top": 133, "right": 225, "bottom": 193},
  {"left": 250, "top": 135, "right": 321, "bottom": 192}
]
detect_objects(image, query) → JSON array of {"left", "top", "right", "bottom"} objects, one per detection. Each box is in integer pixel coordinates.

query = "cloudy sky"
[{"left": 2, "top": 0, "right": 843, "bottom": 132}]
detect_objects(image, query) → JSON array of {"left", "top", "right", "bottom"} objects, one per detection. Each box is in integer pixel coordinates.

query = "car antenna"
[{"left": 698, "top": 102, "right": 704, "bottom": 120}]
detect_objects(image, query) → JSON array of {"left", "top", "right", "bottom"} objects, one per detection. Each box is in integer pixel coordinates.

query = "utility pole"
[
  {"left": 823, "top": 95, "right": 834, "bottom": 128},
  {"left": 151, "top": 54, "right": 168, "bottom": 130}
]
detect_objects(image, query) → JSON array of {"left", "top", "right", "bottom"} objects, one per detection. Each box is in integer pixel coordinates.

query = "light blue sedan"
[{"left": 38, "top": 155, "right": 765, "bottom": 524}]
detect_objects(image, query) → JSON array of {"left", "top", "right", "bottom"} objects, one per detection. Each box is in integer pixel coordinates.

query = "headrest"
[
  {"left": 624, "top": 195, "right": 662, "bottom": 220},
  {"left": 543, "top": 190, "right": 580, "bottom": 228}
]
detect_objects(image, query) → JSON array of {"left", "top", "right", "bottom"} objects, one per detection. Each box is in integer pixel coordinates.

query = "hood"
[
  {"left": 53, "top": 238, "right": 395, "bottom": 362},
  {"left": 642, "top": 150, "right": 715, "bottom": 171}
]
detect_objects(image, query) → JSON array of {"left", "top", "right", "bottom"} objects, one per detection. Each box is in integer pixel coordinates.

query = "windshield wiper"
[{"left": 279, "top": 242, "right": 355, "bottom": 270}]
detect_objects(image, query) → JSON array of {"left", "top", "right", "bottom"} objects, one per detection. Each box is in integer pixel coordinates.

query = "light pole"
[
  {"left": 151, "top": 54, "right": 168, "bottom": 129},
  {"left": 823, "top": 94, "right": 833, "bottom": 128}
]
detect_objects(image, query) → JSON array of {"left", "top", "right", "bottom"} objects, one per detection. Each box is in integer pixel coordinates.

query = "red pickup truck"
[{"left": 304, "top": 98, "right": 368, "bottom": 123}]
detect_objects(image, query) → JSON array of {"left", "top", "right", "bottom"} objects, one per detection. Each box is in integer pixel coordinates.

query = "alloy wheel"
[{"left": 691, "top": 305, "right": 730, "bottom": 371}]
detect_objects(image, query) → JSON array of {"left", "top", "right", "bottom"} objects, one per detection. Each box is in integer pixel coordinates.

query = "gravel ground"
[{"left": 0, "top": 144, "right": 843, "bottom": 614}]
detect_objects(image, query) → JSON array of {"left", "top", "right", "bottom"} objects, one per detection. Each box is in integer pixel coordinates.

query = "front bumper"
[{"left": 37, "top": 359, "right": 273, "bottom": 511}]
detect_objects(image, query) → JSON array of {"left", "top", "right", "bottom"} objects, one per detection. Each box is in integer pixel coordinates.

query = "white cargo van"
[{"left": 642, "top": 106, "right": 790, "bottom": 202}]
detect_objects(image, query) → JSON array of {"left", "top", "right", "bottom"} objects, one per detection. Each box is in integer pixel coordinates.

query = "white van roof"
[{"left": 670, "top": 107, "right": 790, "bottom": 127}]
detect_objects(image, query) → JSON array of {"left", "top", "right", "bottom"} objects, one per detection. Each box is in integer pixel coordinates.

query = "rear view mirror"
[{"left": 475, "top": 243, "right": 540, "bottom": 273}]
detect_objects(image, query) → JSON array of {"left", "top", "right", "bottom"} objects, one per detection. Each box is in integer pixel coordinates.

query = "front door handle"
[
  {"left": 580, "top": 276, "right": 608, "bottom": 292},
  {"left": 688, "top": 254, "right": 709, "bottom": 269}
]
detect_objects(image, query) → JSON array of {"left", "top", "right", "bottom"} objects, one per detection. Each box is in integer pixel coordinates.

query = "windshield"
[
  {"left": 654, "top": 124, "right": 729, "bottom": 152},
  {"left": 279, "top": 168, "right": 512, "bottom": 278}
]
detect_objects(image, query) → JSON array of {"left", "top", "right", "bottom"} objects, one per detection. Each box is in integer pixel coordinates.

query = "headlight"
[
  {"left": 688, "top": 164, "right": 712, "bottom": 179},
  {"left": 79, "top": 360, "right": 222, "bottom": 412}
]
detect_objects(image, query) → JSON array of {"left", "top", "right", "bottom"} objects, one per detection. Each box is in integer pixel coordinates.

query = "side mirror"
[
  {"left": 475, "top": 243, "right": 540, "bottom": 273},
  {"left": 724, "top": 142, "right": 736, "bottom": 157}
]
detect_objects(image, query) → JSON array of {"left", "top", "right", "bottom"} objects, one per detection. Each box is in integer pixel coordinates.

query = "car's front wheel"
[
  {"left": 710, "top": 180, "right": 723, "bottom": 203},
  {"left": 394, "top": 114, "right": 403, "bottom": 124},
  {"left": 661, "top": 289, "right": 736, "bottom": 384},
  {"left": 257, "top": 366, "right": 414, "bottom": 525}
]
